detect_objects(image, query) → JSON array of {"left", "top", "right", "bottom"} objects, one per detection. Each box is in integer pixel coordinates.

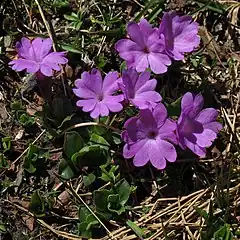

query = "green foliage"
[
  {"left": 126, "top": 220, "right": 145, "bottom": 239},
  {"left": 0, "top": 153, "right": 8, "bottom": 168},
  {"left": 0, "top": 221, "right": 6, "bottom": 233},
  {"left": 72, "top": 145, "right": 108, "bottom": 168},
  {"left": 60, "top": 131, "right": 109, "bottom": 179},
  {"left": 196, "top": 201, "right": 234, "bottom": 240},
  {"left": 78, "top": 206, "right": 99, "bottom": 238},
  {"left": 83, "top": 173, "right": 96, "bottom": 187},
  {"left": 1, "top": 137, "right": 11, "bottom": 152},
  {"left": 165, "top": 97, "right": 182, "bottom": 117},
  {"left": 64, "top": 11, "right": 84, "bottom": 30},
  {"left": 90, "top": 133, "right": 110, "bottom": 150},
  {"left": 99, "top": 164, "right": 120, "bottom": 183},
  {"left": 213, "top": 224, "right": 233, "bottom": 240},
  {"left": 18, "top": 112, "right": 35, "bottom": 127},
  {"left": 93, "top": 178, "right": 131, "bottom": 216},
  {"left": 63, "top": 131, "right": 84, "bottom": 159},
  {"left": 23, "top": 144, "right": 49, "bottom": 173},
  {"left": 23, "top": 144, "right": 39, "bottom": 173},
  {"left": 29, "top": 190, "right": 45, "bottom": 217}
]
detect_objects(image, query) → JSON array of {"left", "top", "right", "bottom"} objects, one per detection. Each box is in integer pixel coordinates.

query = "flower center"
[
  {"left": 97, "top": 93, "right": 104, "bottom": 101},
  {"left": 147, "top": 131, "right": 157, "bottom": 139},
  {"left": 143, "top": 47, "right": 150, "bottom": 53}
]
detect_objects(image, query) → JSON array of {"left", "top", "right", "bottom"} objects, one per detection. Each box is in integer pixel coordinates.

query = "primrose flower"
[
  {"left": 73, "top": 69, "right": 124, "bottom": 119},
  {"left": 177, "top": 92, "right": 222, "bottom": 157},
  {"left": 159, "top": 12, "right": 200, "bottom": 60},
  {"left": 115, "top": 19, "right": 171, "bottom": 74},
  {"left": 122, "top": 104, "right": 177, "bottom": 169},
  {"left": 9, "top": 37, "right": 68, "bottom": 77},
  {"left": 119, "top": 68, "right": 162, "bottom": 109}
]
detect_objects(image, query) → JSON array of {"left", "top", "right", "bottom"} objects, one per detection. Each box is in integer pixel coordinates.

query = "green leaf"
[
  {"left": 165, "top": 97, "right": 182, "bottom": 117},
  {"left": 83, "top": 173, "right": 96, "bottom": 187},
  {"left": 60, "top": 165, "right": 75, "bottom": 179},
  {"left": 72, "top": 145, "right": 108, "bottom": 167},
  {"left": 78, "top": 222, "right": 92, "bottom": 238},
  {"left": 60, "top": 44, "right": 82, "bottom": 54},
  {"left": 126, "top": 220, "right": 145, "bottom": 239},
  {"left": 0, "top": 222, "right": 6, "bottom": 233},
  {"left": 93, "top": 189, "right": 112, "bottom": 213},
  {"left": 64, "top": 13, "right": 79, "bottom": 21},
  {"left": 114, "top": 178, "right": 131, "bottom": 205},
  {"left": 134, "top": 0, "right": 160, "bottom": 22},
  {"left": 2, "top": 137, "right": 11, "bottom": 152},
  {"left": 195, "top": 207, "right": 209, "bottom": 221},
  {"left": 18, "top": 113, "right": 35, "bottom": 127},
  {"left": 95, "top": 55, "right": 108, "bottom": 69},
  {"left": 99, "top": 165, "right": 119, "bottom": 183},
  {"left": 107, "top": 194, "right": 125, "bottom": 215},
  {"left": 213, "top": 224, "right": 232, "bottom": 240},
  {"left": 29, "top": 190, "right": 45, "bottom": 217},
  {"left": 23, "top": 144, "right": 38, "bottom": 173},
  {"left": 58, "top": 114, "right": 75, "bottom": 129},
  {"left": 63, "top": 131, "right": 84, "bottom": 159},
  {"left": 10, "top": 101, "right": 22, "bottom": 110},
  {"left": 0, "top": 153, "right": 9, "bottom": 168},
  {"left": 90, "top": 133, "right": 110, "bottom": 150}
]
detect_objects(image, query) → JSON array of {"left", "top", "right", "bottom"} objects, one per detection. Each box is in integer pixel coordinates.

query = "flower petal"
[
  {"left": 135, "top": 54, "right": 149, "bottom": 73},
  {"left": 152, "top": 103, "right": 168, "bottom": 127},
  {"left": 90, "top": 102, "right": 109, "bottom": 118},
  {"left": 123, "top": 139, "right": 148, "bottom": 159},
  {"left": 196, "top": 108, "right": 219, "bottom": 124},
  {"left": 134, "top": 71, "right": 151, "bottom": 91},
  {"left": 132, "top": 140, "right": 150, "bottom": 167},
  {"left": 185, "top": 139, "right": 206, "bottom": 157},
  {"left": 127, "top": 22, "right": 145, "bottom": 48},
  {"left": 204, "top": 122, "right": 223, "bottom": 133},
  {"left": 9, "top": 59, "right": 39, "bottom": 73},
  {"left": 76, "top": 99, "right": 97, "bottom": 112},
  {"left": 40, "top": 64, "right": 53, "bottom": 76},
  {"left": 136, "top": 79, "right": 157, "bottom": 94},
  {"left": 102, "top": 71, "right": 119, "bottom": 94},
  {"left": 158, "top": 119, "right": 177, "bottom": 144},
  {"left": 148, "top": 52, "right": 171, "bottom": 74},
  {"left": 194, "top": 129, "right": 217, "bottom": 147}
]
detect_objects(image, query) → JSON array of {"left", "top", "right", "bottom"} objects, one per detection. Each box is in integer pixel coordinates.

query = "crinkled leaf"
[
  {"left": 107, "top": 194, "right": 125, "bottom": 215},
  {"left": 93, "top": 189, "right": 112, "bottom": 213},
  {"left": 115, "top": 178, "right": 131, "bottom": 205}
]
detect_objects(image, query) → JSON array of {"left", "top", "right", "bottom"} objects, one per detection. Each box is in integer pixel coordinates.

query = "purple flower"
[
  {"left": 119, "top": 68, "right": 162, "bottom": 109},
  {"left": 73, "top": 69, "right": 124, "bottom": 119},
  {"left": 159, "top": 12, "right": 200, "bottom": 60},
  {"left": 177, "top": 92, "right": 222, "bottom": 157},
  {"left": 122, "top": 104, "right": 177, "bottom": 169},
  {"left": 115, "top": 19, "right": 171, "bottom": 74},
  {"left": 9, "top": 37, "right": 68, "bottom": 77}
]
